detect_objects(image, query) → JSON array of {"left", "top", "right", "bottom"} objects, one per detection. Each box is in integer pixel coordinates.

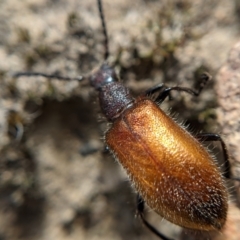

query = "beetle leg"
[
  {"left": 196, "top": 133, "right": 230, "bottom": 179},
  {"left": 145, "top": 83, "right": 165, "bottom": 96},
  {"left": 145, "top": 73, "right": 211, "bottom": 104},
  {"left": 137, "top": 194, "right": 174, "bottom": 240}
]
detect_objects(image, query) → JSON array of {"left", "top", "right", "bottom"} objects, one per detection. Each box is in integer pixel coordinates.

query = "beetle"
[{"left": 13, "top": 0, "right": 233, "bottom": 239}]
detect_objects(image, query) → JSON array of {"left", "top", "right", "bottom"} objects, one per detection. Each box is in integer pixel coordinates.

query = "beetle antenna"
[
  {"left": 12, "top": 72, "right": 83, "bottom": 81},
  {"left": 97, "top": 0, "right": 109, "bottom": 61},
  {"left": 13, "top": 0, "right": 109, "bottom": 80}
]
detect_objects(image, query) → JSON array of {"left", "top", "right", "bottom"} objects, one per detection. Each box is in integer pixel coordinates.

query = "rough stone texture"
[
  {"left": 216, "top": 41, "right": 240, "bottom": 203},
  {"left": 0, "top": 0, "right": 240, "bottom": 240}
]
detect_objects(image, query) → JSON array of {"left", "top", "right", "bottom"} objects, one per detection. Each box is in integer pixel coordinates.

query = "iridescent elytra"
[{"left": 106, "top": 98, "right": 228, "bottom": 231}]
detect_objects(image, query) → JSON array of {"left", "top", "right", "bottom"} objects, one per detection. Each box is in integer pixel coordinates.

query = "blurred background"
[{"left": 0, "top": 0, "right": 240, "bottom": 239}]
